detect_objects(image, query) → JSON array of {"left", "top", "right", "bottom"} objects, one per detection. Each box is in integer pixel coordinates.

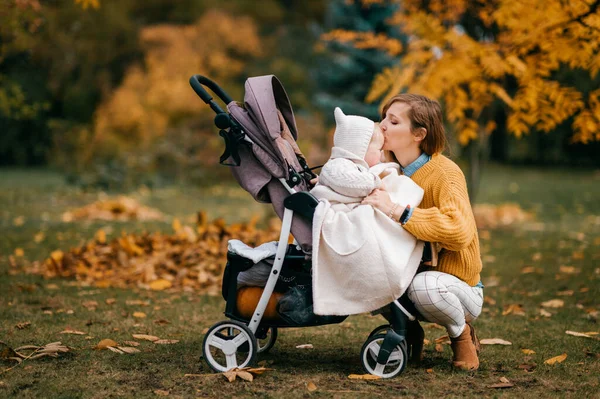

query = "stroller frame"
[{"left": 190, "top": 74, "right": 419, "bottom": 378}]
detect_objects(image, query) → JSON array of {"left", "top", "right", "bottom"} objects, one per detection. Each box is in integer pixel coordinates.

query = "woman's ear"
[{"left": 413, "top": 127, "right": 427, "bottom": 142}]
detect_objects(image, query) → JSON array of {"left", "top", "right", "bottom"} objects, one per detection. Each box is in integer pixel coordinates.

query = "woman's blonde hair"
[{"left": 381, "top": 94, "right": 447, "bottom": 162}]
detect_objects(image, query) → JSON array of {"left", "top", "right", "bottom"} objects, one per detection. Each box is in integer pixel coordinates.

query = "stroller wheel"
[
  {"left": 256, "top": 327, "right": 278, "bottom": 354},
  {"left": 368, "top": 324, "right": 391, "bottom": 338},
  {"left": 202, "top": 320, "right": 257, "bottom": 372},
  {"left": 360, "top": 333, "right": 407, "bottom": 379}
]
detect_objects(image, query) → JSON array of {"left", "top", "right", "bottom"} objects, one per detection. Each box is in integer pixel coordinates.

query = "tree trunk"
[{"left": 466, "top": 128, "right": 490, "bottom": 204}]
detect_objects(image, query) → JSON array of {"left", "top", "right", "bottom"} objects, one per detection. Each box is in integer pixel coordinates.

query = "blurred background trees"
[{"left": 1, "top": 0, "right": 599, "bottom": 191}]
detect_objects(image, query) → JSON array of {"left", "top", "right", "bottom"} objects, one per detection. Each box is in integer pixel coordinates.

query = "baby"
[
  {"left": 316, "top": 108, "right": 385, "bottom": 199},
  {"left": 310, "top": 107, "right": 425, "bottom": 316}
]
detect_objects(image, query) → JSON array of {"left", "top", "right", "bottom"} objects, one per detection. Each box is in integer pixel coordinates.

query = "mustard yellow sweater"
[{"left": 403, "top": 154, "right": 482, "bottom": 286}]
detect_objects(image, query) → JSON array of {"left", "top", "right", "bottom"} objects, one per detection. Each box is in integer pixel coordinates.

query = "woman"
[{"left": 361, "top": 94, "right": 484, "bottom": 371}]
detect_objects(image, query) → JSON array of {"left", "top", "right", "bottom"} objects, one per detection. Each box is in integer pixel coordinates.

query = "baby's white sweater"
[{"left": 318, "top": 158, "right": 382, "bottom": 198}]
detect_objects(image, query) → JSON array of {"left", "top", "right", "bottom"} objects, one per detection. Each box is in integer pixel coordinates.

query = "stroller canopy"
[{"left": 226, "top": 75, "right": 313, "bottom": 252}]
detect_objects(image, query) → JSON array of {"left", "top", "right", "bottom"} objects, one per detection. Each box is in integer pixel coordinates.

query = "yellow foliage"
[
  {"left": 74, "top": 0, "right": 100, "bottom": 10},
  {"left": 346, "top": 0, "right": 600, "bottom": 144},
  {"left": 93, "top": 10, "right": 262, "bottom": 149}
]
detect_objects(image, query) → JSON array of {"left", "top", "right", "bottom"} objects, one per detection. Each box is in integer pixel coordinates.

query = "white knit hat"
[{"left": 333, "top": 107, "right": 375, "bottom": 160}]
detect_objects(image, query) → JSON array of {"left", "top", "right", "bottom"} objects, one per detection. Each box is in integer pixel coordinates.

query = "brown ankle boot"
[
  {"left": 406, "top": 320, "right": 424, "bottom": 364},
  {"left": 467, "top": 322, "right": 481, "bottom": 354},
  {"left": 450, "top": 324, "right": 479, "bottom": 370}
]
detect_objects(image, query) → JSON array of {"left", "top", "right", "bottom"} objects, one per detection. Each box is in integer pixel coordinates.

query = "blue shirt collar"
[{"left": 401, "top": 152, "right": 431, "bottom": 177}]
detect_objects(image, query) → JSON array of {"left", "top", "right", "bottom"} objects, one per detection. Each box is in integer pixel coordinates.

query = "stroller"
[{"left": 190, "top": 74, "right": 420, "bottom": 378}]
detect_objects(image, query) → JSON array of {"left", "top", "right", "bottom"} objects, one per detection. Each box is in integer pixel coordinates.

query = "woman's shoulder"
[{"left": 430, "top": 154, "right": 465, "bottom": 176}]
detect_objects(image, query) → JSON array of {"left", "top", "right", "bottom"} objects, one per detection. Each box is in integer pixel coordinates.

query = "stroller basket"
[
  {"left": 191, "top": 74, "right": 418, "bottom": 378},
  {"left": 223, "top": 249, "right": 346, "bottom": 328}
]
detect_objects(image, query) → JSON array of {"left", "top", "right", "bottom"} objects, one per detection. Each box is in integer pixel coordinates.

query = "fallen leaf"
[
  {"left": 133, "top": 311, "right": 147, "bottom": 319},
  {"left": 484, "top": 296, "right": 496, "bottom": 305},
  {"left": 488, "top": 377, "right": 514, "bottom": 389},
  {"left": 105, "top": 298, "right": 116, "bottom": 305},
  {"left": 132, "top": 334, "right": 159, "bottom": 342},
  {"left": 296, "top": 344, "right": 313, "bottom": 349},
  {"left": 126, "top": 300, "right": 150, "bottom": 306},
  {"left": 434, "top": 335, "right": 450, "bottom": 344},
  {"left": 307, "top": 381, "right": 317, "bottom": 392},
  {"left": 517, "top": 363, "right": 536, "bottom": 372},
  {"left": 172, "top": 218, "right": 182, "bottom": 232},
  {"left": 123, "top": 341, "right": 140, "bottom": 347},
  {"left": 480, "top": 338, "right": 512, "bottom": 345},
  {"left": 426, "top": 368, "right": 434, "bottom": 373},
  {"left": 572, "top": 251, "right": 585, "bottom": 260},
  {"left": 95, "top": 229, "right": 106, "bottom": 244},
  {"left": 565, "top": 331, "right": 595, "bottom": 338},
  {"left": 154, "top": 389, "right": 170, "bottom": 396},
  {"left": 520, "top": 266, "right": 539, "bottom": 274},
  {"left": 14, "top": 248, "right": 24, "bottom": 257},
  {"left": 95, "top": 339, "right": 118, "bottom": 349},
  {"left": 154, "top": 319, "right": 170, "bottom": 326},
  {"left": 154, "top": 339, "right": 179, "bottom": 345},
  {"left": 0, "top": 342, "right": 18, "bottom": 359},
  {"left": 60, "top": 328, "right": 86, "bottom": 335},
  {"left": 544, "top": 353, "right": 567, "bottom": 365},
  {"left": 149, "top": 279, "right": 172, "bottom": 291},
  {"left": 521, "top": 349, "right": 536, "bottom": 355},
  {"left": 82, "top": 300, "right": 98, "bottom": 311},
  {"left": 539, "top": 309, "right": 552, "bottom": 317},
  {"left": 118, "top": 346, "right": 141, "bottom": 354},
  {"left": 46, "top": 284, "right": 59, "bottom": 290},
  {"left": 559, "top": 266, "right": 579, "bottom": 274},
  {"left": 541, "top": 299, "right": 564, "bottom": 308},
  {"left": 435, "top": 344, "right": 444, "bottom": 352},
  {"left": 107, "top": 346, "right": 124, "bottom": 354},
  {"left": 503, "top": 304, "right": 526, "bottom": 316},
  {"left": 34, "top": 232, "right": 46, "bottom": 243},
  {"left": 223, "top": 371, "right": 236, "bottom": 382},
  {"left": 348, "top": 374, "right": 381, "bottom": 380},
  {"left": 246, "top": 367, "right": 273, "bottom": 375},
  {"left": 236, "top": 370, "right": 253, "bottom": 382},
  {"left": 557, "top": 290, "right": 574, "bottom": 296},
  {"left": 15, "top": 321, "right": 31, "bottom": 330}
]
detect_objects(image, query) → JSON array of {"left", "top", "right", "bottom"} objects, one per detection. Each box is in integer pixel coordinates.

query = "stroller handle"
[{"left": 189, "top": 75, "right": 233, "bottom": 114}]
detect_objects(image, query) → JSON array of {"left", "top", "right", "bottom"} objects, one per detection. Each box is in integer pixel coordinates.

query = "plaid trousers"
[{"left": 406, "top": 271, "right": 483, "bottom": 338}]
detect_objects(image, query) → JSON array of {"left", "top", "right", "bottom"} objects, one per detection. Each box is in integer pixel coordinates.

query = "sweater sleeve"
[
  {"left": 403, "top": 168, "right": 476, "bottom": 251},
  {"left": 319, "top": 158, "right": 381, "bottom": 198}
]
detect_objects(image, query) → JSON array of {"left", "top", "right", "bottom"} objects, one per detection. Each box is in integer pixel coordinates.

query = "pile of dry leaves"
[
  {"left": 61, "top": 196, "right": 166, "bottom": 222},
  {"left": 30, "top": 212, "right": 281, "bottom": 294}
]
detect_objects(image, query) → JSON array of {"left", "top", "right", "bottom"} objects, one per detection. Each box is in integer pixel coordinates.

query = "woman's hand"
[{"left": 362, "top": 186, "right": 397, "bottom": 216}]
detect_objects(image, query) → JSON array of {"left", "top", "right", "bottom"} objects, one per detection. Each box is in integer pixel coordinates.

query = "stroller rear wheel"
[
  {"left": 202, "top": 320, "right": 257, "bottom": 372},
  {"left": 360, "top": 333, "right": 407, "bottom": 378},
  {"left": 256, "top": 327, "right": 278, "bottom": 354}
]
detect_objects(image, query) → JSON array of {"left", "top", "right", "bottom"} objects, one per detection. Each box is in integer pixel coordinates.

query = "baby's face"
[{"left": 364, "top": 125, "right": 384, "bottom": 167}]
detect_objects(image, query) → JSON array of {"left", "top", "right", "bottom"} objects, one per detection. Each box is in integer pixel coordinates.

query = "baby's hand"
[{"left": 309, "top": 176, "right": 319, "bottom": 186}]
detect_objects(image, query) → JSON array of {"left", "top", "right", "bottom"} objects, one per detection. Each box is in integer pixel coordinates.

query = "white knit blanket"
[{"left": 311, "top": 163, "right": 424, "bottom": 315}]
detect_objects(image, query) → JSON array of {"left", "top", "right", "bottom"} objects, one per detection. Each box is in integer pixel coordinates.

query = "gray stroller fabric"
[{"left": 226, "top": 75, "right": 313, "bottom": 252}]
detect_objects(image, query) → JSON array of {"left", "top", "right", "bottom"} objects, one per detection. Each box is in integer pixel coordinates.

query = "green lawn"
[{"left": 1, "top": 165, "right": 599, "bottom": 398}]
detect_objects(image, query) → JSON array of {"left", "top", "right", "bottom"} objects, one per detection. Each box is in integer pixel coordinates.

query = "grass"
[{"left": 1, "top": 165, "right": 599, "bottom": 398}]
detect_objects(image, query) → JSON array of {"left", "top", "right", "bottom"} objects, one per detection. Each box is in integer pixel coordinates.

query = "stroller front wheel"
[
  {"left": 360, "top": 333, "right": 407, "bottom": 378},
  {"left": 202, "top": 320, "right": 257, "bottom": 372}
]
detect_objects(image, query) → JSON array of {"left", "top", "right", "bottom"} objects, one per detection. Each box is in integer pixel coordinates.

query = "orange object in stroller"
[{"left": 190, "top": 75, "right": 419, "bottom": 378}]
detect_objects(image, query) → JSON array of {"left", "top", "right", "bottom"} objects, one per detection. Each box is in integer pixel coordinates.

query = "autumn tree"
[
  {"left": 326, "top": 0, "right": 600, "bottom": 198},
  {"left": 314, "top": 0, "right": 405, "bottom": 122}
]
